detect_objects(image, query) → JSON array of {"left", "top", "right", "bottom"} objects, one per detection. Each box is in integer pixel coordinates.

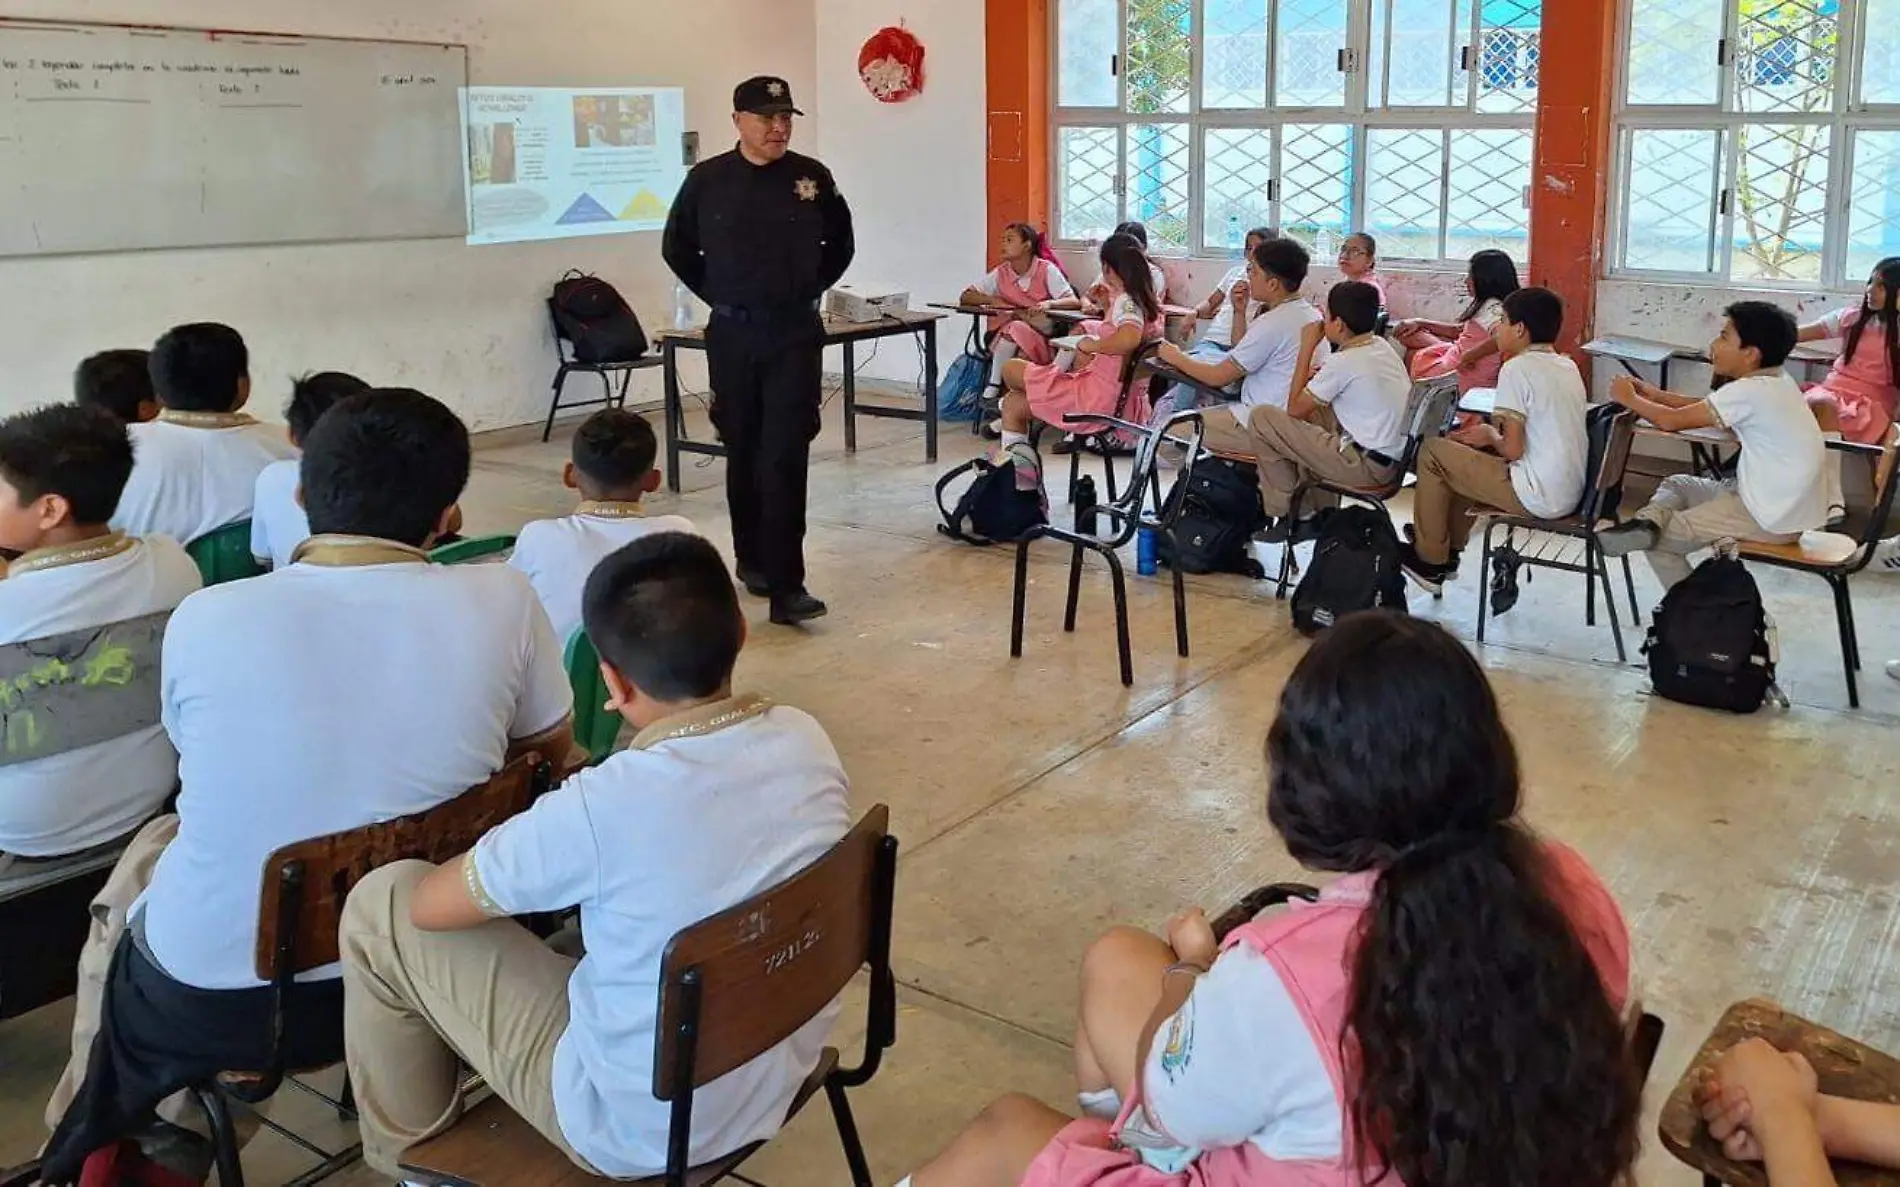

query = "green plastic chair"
[
  {"left": 565, "top": 630, "right": 622, "bottom": 765},
  {"left": 185, "top": 521, "right": 266, "bottom": 586},
  {"left": 428, "top": 534, "right": 516, "bottom": 565}
]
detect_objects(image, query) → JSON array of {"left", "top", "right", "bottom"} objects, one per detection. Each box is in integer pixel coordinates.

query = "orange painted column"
[
  {"left": 1528, "top": 0, "right": 1620, "bottom": 357},
  {"left": 986, "top": 0, "right": 1050, "bottom": 254}
]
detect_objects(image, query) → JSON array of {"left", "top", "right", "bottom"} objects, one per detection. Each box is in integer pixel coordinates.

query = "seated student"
[
  {"left": 896, "top": 612, "right": 1639, "bottom": 1187},
  {"left": 111, "top": 322, "right": 296, "bottom": 546},
  {"left": 1052, "top": 221, "right": 1170, "bottom": 313},
  {"left": 994, "top": 234, "right": 1165, "bottom": 482},
  {"left": 1798, "top": 256, "right": 1899, "bottom": 523},
  {"left": 1333, "top": 231, "right": 1387, "bottom": 307},
  {"left": 1197, "top": 281, "right": 1409, "bottom": 543},
  {"left": 1698, "top": 1038, "right": 1900, "bottom": 1186},
  {"left": 1154, "top": 237, "right": 1325, "bottom": 440},
  {"left": 1599, "top": 302, "right": 1828, "bottom": 587},
  {"left": 74, "top": 350, "right": 159, "bottom": 426},
  {"left": 1145, "top": 227, "right": 1277, "bottom": 430},
  {"left": 338, "top": 531, "right": 850, "bottom": 1180},
  {"left": 960, "top": 223, "right": 1077, "bottom": 406},
  {"left": 39, "top": 390, "right": 574, "bottom": 1180},
  {"left": 251, "top": 371, "right": 371, "bottom": 570},
  {"left": 1400, "top": 287, "right": 1589, "bottom": 592},
  {"left": 1394, "top": 248, "right": 1520, "bottom": 393},
  {"left": 0, "top": 405, "right": 201, "bottom": 888},
  {"left": 509, "top": 408, "right": 698, "bottom": 642}
]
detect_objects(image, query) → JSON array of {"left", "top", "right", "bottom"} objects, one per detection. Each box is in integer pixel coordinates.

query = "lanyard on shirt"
[{"left": 7, "top": 533, "right": 135, "bottom": 577}]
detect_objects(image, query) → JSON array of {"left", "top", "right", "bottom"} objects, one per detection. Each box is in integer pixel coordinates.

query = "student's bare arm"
[
  {"left": 1288, "top": 385, "right": 1322, "bottom": 421},
  {"left": 1494, "top": 413, "right": 1529, "bottom": 462},
  {"left": 1288, "top": 322, "right": 1325, "bottom": 405},
  {"left": 1610, "top": 377, "right": 1717, "bottom": 432},
  {"left": 1081, "top": 321, "right": 1146, "bottom": 357},
  {"left": 959, "top": 285, "right": 993, "bottom": 307},
  {"left": 1457, "top": 336, "right": 1501, "bottom": 367},
  {"left": 410, "top": 854, "right": 493, "bottom": 932},
  {"left": 1157, "top": 342, "right": 1246, "bottom": 388},
  {"left": 1817, "top": 1098, "right": 1900, "bottom": 1168},
  {"left": 1404, "top": 318, "right": 1463, "bottom": 338},
  {"left": 1797, "top": 320, "right": 1834, "bottom": 343}
]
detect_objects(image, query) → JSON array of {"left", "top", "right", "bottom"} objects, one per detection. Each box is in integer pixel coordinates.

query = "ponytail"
[{"left": 1843, "top": 256, "right": 1900, "bottom": 386}]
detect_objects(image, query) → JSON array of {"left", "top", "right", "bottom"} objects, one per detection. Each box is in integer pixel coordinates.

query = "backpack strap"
[{"left": 934, "top": 458, "right": 992, "bottom": 544}]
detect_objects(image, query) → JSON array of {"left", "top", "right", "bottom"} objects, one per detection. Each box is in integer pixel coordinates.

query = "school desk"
[
  {"left": 1790, "top": 340, "right": 1843, "bottom": 384},
  {"left": 658, "top": 310, "right": 946, "bottom": 492},
  {"left": 1634, "top": 420, "right": 1738, "bottom": 479},
  {"left": 1583, "top": 335, "right": 1707, "bottom": 390}
]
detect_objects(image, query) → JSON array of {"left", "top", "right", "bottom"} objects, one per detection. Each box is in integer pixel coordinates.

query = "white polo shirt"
[
  {"left": 469, "top": 696, "right": 851, "bottom": 1177},
  {"left": 249, "top": 458, "right": 309, "bottom": 569},
  {"left": 1228, "top": 298, "right": 1326, "bottom": 418},
  {"left": 1305, "top": 337, "right": 1410, "bottom": 459},
  {"left": 1492, "top": 349, "right": 1590, "bottom": 519},
  {"left": 114, "top": 414, "right": 297, "bottom": 545},
  {"left": 1709, "top": 370, "right": 1829, "bottom": 534},
  {"left": 135, "top": 541, "right": 573, "bottom": 989},
  {"left": 507, "top": 505, "right": 700, "bottom": 643},
  {"left": 1198, "top": 264, "right": 1250, "bottom": 349},
  {"left": 0, "top": 535, "right": 201, "bottom": 857}
]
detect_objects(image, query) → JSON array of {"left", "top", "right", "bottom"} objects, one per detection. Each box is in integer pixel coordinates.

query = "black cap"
[{"left": 733, "top": 75, "right": 803, "bottom": 117}]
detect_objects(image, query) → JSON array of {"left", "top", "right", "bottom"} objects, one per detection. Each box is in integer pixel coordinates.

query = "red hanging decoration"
[{"left": 858, "top": 25, "right": 926, "bottom": 103}]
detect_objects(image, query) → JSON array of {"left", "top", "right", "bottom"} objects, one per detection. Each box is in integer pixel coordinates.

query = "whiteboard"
[{"left": 0, "top": 20, "right": 469, "bottom": 256}]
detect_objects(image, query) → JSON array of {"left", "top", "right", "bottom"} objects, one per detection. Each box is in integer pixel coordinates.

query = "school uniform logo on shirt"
[{"left": 794, "top": 177, "right": 819, "bottom": 201}]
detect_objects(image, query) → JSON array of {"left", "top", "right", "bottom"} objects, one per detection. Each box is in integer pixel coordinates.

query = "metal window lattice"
[
  {"left": 1126, "top": 0, "right": 1194, "bottom": 114},
  {"left": 1475, "top": 0, "right": 1540, "bottom": 115},
  {"left": 1847, "top": 130, "right": 1900, "bottom": 280},
  {"left": 1279, "top": 124, "right": 1354, "bottom": 246},
  {"left": 1367, "top": 128, "right": 1446, "bottom": 258},
  {"left": 1203, "top": 128, "right": 1276, "bottom": 248},
  {"left": 1623, "top": 128, "right": 1721, "bottom": 272},
  {"left": 1446, "top": 128, "right": 1531, "bottom": 258},
  {"left": 1276, "top": 0, "right": 1347, "bottom": 106},
  {"left": 1126, "top": 124, "right": 1194, "bottom": 251},
  {"left": 1734, "top": 0, "right": 1838, "bottom": 114},
  {"left": 1058, "top": 127, "right": 1121, "bottom": 242},
  {"left": 1731, "top": 122, "right": 1831, "bottom": 281}
]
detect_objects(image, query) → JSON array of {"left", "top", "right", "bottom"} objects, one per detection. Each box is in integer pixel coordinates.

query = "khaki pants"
[
  {"left": 340, "top": 861, "right": 595, "bottom": 1179},
  {"left": 1636, "top": 474, "right": 1798, "bottom": 588},
  {"left": 1197, "top": 405, "right": 1396, "bottom": 517},
  {"left": 1411, "top": 437, "right": 1529, "bottom": 565}
]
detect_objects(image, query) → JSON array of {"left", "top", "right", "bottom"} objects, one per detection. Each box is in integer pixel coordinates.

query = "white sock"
[
  {"left": 1823, "top": 432, "right": 1845, "bottom": 516},
  {"left": 988, "top": 339, "right": 1020, "bottom": 387},
  {"left": 893, "top": 1178, "right": 914, "bottom": 1187},
  {"left": 1001, "top": 430, "right": 1030, "bottom": 450},
  {"left": 1078, "top": 1087, "right": 1122, "bottom": 1120}
]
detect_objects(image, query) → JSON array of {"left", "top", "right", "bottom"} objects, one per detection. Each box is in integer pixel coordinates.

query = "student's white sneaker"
[
  {"left": 1597, "top": 518, "right": 1660, "bottom": 558},
  {"left": 1887, "top": 659, "right": 1900, "bottom": 683},
  {"left": 1872, "top": 534, "right": 1900, "bottom": 573}
]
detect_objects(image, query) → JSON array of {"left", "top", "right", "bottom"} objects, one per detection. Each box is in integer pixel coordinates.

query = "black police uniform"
[{"left": 661, "top": 77, "right": 854, "bottom": 618}]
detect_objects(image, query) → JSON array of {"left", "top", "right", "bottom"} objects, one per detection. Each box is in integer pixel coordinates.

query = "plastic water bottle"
[
  {"left": 1074, "top": 475, "right": 1099, "bottom": 535},
  {"left": 1137, "top": 528, "right": 1159, "bottom": 576},
  {"left": 1316, "top": 226, "right": 1336, "bottom": 260},
  {"left": 1227, "top": 212, "right": 1242, "bottom": 257},
  {"left": 672, "top": 280, "right": 695, "bottom": 331}
]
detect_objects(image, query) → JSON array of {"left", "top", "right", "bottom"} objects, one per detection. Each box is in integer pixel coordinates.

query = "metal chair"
[
  {"left": 543, "top": 298, "right": 663, "bottom": 443},
  {"left": 1734, "top": 430, "right": 1900, "bottom": 708},
  {"left": 1477, "top": 407, "right": 1643, "bottom": 663},
  {"left": 428, "top": 534, "right": 516, "bottom": 565},
  {"left": 1011, "top": 409, "right": 1210, "bottom": 688},
  {"left": 1272, "top": 374, "right": 1462, "bottom": 599},
  {"left": 564, "top": 630, "right": 621, "bottom": 765},
  {"left": 1060, "top": 340, "right": 1168, "bottom": 507},
  {"left": 185, "top": 521, "right": 265, "bottom": 586},
  {"left": 400, "top": 805, "right": 899, "bottom": 1187}
]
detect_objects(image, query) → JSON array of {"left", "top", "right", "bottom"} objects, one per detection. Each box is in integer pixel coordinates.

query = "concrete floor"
[{"left": 4, "top": 388, "right": 1898, "bottom": 1186}]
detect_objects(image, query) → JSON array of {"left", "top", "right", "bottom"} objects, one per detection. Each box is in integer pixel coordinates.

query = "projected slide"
[{"left": 462, "top": 86, "right": 688, "bottom": 245}]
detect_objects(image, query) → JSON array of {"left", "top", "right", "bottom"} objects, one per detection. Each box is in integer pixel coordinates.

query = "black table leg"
[
  {"left": 924, "top": 320, "right": 940, "bottom": 463},
  {"left": 664, "top": 339, "right": 683, "bottom": 493},
  {"left": 843, "top": 341, "right": 858, "bottom": 453}
]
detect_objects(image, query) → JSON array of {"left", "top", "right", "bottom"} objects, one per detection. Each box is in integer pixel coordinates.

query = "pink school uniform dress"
[
  {"left": 1025, "top": 294, "right": 1165, "bottom": 427},
  {"left": 1021, "top": 840, "right": 1631, "bottom": 1187},
  {"left": 1408, "top": 298, "right": 1505, "bottom": 393},
  {"left": 984, "top": 258, "right": 1072, "bottom": 366},
  {"left": 1809, "top": 308, "right": 1899, "bottom": 445}
]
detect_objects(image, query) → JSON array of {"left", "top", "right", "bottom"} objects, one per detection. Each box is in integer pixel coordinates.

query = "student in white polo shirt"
[
  {"left": 250, "top": 371, "right": 371, "bottom": 569},
  {"left": 41, "top": 389, "right": 575, "bottom": 1179},
  {"left": 339, "top": 531, "right": 851, "bottom": 1181},
  {"left": 110, "top": 322, "right": 296, "bottom": 547},
  {"left": 508, "top": 408, "right": 698, "bottom": 643},
  {"left": 0, "top": 405, "right": 201, "bottom": 888},
  {"left": 1598, "top": 301, "right": 1828, "bottom": 587},
  {"left": 1154, "top": 238, "right": 1326, "bottom": 448}
]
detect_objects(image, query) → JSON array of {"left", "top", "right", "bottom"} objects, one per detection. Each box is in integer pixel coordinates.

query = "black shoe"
[
  {"left": 735, "top": 566, "right": 771, "bottom": 598},
  {"left": 1596, "top": 518, "right": 1660, "bottom": 558},
  {"left": 1051, "top": 434, "right": 1078, "bottom": 456},
  {"left": 1398, "top": 544, "right": 1455, "bottom": 596},
  {"left": 769, "top": 590, "right": 829, "bottom": 625}
]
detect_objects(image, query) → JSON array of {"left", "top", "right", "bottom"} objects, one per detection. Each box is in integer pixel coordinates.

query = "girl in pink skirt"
[
  {"left": 961, "top": 223, "right": 1077, "bottom": 403},
  {"left": 993, "top": 234, "right": 1164, "bottom": 475},
  {"left": 895, "top": 614, "right": 1642, "bottom": 1187},
  {"left": 1798, "top": 257, "right": 1900, "bottom": 521},
  {"left": 1394, "top": 249, "right": 1520, "bottom": 393}
]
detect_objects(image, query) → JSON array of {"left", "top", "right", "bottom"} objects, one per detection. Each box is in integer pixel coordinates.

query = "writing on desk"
[{"left": 381, "top": 73, "right": 439, "bottom": 86}]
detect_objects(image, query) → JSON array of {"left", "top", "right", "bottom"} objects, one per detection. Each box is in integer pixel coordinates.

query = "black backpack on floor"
[
  {"left": 1643, "top": 554, "right": 1779, "bottom": 713},
  {"left": 936, "top": 447, "right": 1048, "bottom": 545},
  {"left": 1291, "top": 505, "right": 1408, "bottom": 635},
  {"left": 1158, "top": 456, "right": 1266, "bottom": 578},
  {"left": 550, "top": 270, "right": 649, "bottom": 364}
]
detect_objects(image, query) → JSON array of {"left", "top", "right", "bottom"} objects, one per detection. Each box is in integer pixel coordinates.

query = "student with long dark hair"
[
  {"left": 896, "top": 612, "right": 1643, "bottom": 1187},
  {"left": 1798, "top": 256, "right": 1900, "bottom": 523},
  {"left": 1395, "top": 248, "right": 1521, "bottom": 392},
  {"left": 960, "top": 223, "right": 1077, "bottom": 408}
]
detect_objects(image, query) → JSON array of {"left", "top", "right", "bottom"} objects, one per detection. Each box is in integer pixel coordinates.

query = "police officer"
[{"left": 662, "top": 76, "right": 854, "bottom": 625}]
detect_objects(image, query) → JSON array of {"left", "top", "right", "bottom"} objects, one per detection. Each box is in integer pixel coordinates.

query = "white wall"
[
  {"left": 0, "top": 0, "right": 818, "bottom": 431},
  {"left": 816, "top": 1, "right": 987, "bottom": 385},
  {"left": 1595, "top": 277, "right": 1861, "bottom": 397}
]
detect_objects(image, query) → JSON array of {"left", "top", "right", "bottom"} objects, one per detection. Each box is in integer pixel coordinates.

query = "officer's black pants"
[{"left": 705, "top": 317, "right": 824, "bottom": 594}]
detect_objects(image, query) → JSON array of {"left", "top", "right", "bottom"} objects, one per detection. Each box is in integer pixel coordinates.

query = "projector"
[{"left": 826, "top": 283, "right": 910, "bottom": 323}]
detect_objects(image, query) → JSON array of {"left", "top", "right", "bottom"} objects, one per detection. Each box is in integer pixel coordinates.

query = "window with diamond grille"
[
  {"left": 1053, "top": 0, "right": 1536, "bottom": 265},
  {"left": 1615, "top": 0, "right": 1900, "bottom": 286}
]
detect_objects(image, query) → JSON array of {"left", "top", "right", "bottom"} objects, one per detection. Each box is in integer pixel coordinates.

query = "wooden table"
[
  {"left": 1584, "top": 335, "right": 1707, "bottom": 390},
  {"left": 659, "top": 311, "right": 945, "bottom": 492},
  {"left": 1659, "top": 998, "right": 1900, "bottom": 1187}
]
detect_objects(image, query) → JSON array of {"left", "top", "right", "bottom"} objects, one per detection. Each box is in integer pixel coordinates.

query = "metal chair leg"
[
  {"left": 825, "top": 1079, "right": 874, "bottom": 1187},
  {"left": 1622, "top": 555, "right": 1642, "bottom": 625},
  {"left": 1596, "top": 541, "right": 1628, "bottom": 664},
  {"left": 1832, "top": 579, "right": 1860, "bottom": 708},
  {"left": 1171, "top": 544, "right": 1190, "bottom": 658},
  {"left": 194, "top": 1085, "right": 245, "bottom": 1187},
  {"left": 1275, "top": 486, "right": 1306, "bottom": 601},
  {"left": 1010, "top": 539, "right": 1032, "bottom": 659},
  {"left": 1107, "top": 548, "right": 1133, "bottom": 687},
  {"left": 1841, "top": 578, "right": 1862, "bottom": 669},
  {"left": 1068, "top": 444, "right": 1082, "bottom": 505},
  {"left": 1477, "top": 520, "right": 1494, "bottom": 644},
  {"left": 1103, "top": 443, "right": 1120, "bottom": 505},
  {"left": 542, "top": 366, "right": 570, "bottom": 443},
  {"left": 1063, "top": 542, "right": 1086, "bottom": 633},
  {"left": 1584, "top": 536, "right": 1598, "bottom": 626}
]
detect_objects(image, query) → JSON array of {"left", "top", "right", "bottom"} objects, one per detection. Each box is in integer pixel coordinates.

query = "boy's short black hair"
[
  {"left": 299, "top": 389, "right": 470, "bottom": 547},
  {"left": 286, "top": 372, "right": 371, "bottom": 444},
  {"left": 1326, "top": 281, "right": 1383, "bottom": 336},
  {"left": 1246, "top": 225, "right": 1277, "bottom": 244},
  {"left": 149, "top": 323, "right": 249, "bottom": 413},
  {"left": 572, "top": 409, "right": 659, "bottom": 490},
  {"left": 1724, "top": 300, "right": 1799, "bottom": 368},
  {"left": 74, "top": 350, "right": 154, "bottom": 423},
  {"left": 0, "top": 404, "right": 134, "bottom": 526},
  {"left": 582, "top": 532, "right": 742, "bottom": 701},
  {"left": 1252, "top": 237, "right": 1311, "bottom": 292},
  {"left": 1502, "top": 287, "right": 1565, "bottom": 345}
]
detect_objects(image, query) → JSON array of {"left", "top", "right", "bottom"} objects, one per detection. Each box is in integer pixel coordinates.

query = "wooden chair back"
[
  {"left": 0, "top": 610, "right": 169, "bottom": 769},
  {"left": 252, "top": 754, "right": 552, "bottom": 981},
  {"left": 653, "top": 804, "right": 895, "bottom": 1100}
]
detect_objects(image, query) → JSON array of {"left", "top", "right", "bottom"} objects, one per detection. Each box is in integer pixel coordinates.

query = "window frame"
[
  {"left": 1607, "top": 0, "right": 1900, "bottom": 289},
  {"left": 1049, "top": 0, "right": 1536, "bottom": 266}
]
